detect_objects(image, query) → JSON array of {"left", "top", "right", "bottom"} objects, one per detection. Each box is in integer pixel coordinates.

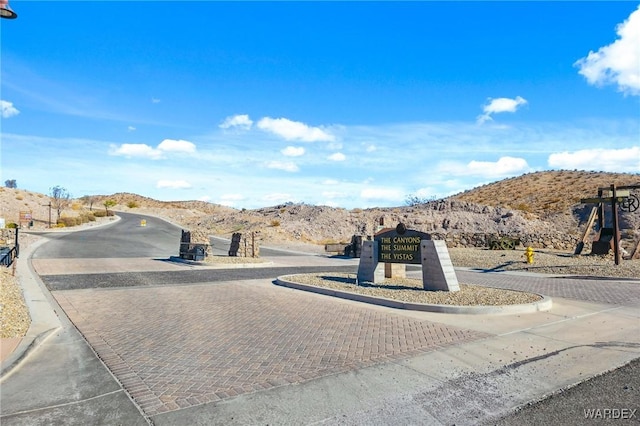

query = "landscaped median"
[{"left": 275, "top": 273, "right": 552, "bottom": 315}]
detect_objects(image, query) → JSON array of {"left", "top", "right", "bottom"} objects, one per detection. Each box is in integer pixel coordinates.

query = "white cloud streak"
[
  {"left": 1, "top": 100, "right": 20, "bottom": 118},
  {"left": 281, "top": 146, "right": 305, "bottom": 157},
  {"left": 220, "top": 114, "right": 253, "bottom": 129},
  {"left": 156, "top": 179, "right": 192, "bottom": 189},
  {"left": 266, "top": 160, "right": 299, "bottom": 172},
  {"left": 575, "top": 5, "right": 640, "bottom": 96},
  {"left": 360, "top": 187, "right": 405, "bottom": 203},
  {"left": 439, "top": 156, "right": 532, "bottom": 178},
  {"left": 548, "top": 147, "right": 640, "bottom": 173},
  {"left": 328, "top": 152, "right": 346, "bottom": 161},
  {"left": 257, "top": 117, "right": 335, "bottom": 142},
  {"left": 157, "top": 139, "right": 196, "bottom": 154},
  {"left": 109, "top": 139, "right": 196, "bottom": 159},
  {"left": 477, "top": 96, "right": 528, "bottom": 124}
]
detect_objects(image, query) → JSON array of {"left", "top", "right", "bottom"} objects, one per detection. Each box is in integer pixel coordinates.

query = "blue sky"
[{"left": 1, "top": 1, "right": 639, "bottom": 209}]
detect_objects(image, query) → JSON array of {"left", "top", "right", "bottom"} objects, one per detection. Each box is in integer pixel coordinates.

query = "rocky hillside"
[
  {"left": 2, "top": 171, "right": 639, "bottom": 253},
  {"left": 451, "top": 170, "right": 639, "bottom": 219}
]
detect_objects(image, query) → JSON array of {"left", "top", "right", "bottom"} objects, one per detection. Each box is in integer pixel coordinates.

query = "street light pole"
[
  {"left": 43, "top": 202, "right": 52, "bottom": 228},
  {"left": 0, "top": 0, "right": 18, "bottom": 19}
]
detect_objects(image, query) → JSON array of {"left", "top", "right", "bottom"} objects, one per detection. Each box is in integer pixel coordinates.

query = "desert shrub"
[
  {"left": 93, "top": 210, "right": 115, "bottom": 217},
  {"left": 58, "top": 217, "right": 79, "bottom": 227},
  {"left": 279, "top": 208, "right": 286, "bottom": 213},
  {"left": 515, "top": 203, "right": 532, "bottom": 213},
  {"left": 15, "top": 195, "right": 23, "bottom": 201},
  {"left": 6, "top": 222, "right": 17, "bottom": 229},
  {"left": 270, "top": 220, "right": 281, "bottom": 227},
  {"left": 78, "top": 213, "right": 95, "bottom": 224},
  {"left": 71, "top": 203, "right": 82, "bottom": 211},
  {"left": 127, "top": 201, "right": 139, "bottom": 208}
]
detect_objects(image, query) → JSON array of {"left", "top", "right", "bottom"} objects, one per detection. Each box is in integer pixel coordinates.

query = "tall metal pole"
[{"left": 611, "top": 184, "right": 620, "bottom": 265}]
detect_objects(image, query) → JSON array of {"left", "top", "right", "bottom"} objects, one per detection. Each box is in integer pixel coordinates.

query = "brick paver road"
[
  {"left": 456, "top": 270, "right": 640, "bottom": 306},
  {"left": 53, "top": 280, "right": 488, "bottom": 417}
]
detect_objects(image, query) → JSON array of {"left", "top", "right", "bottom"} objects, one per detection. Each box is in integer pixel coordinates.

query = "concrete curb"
[
  {"left": 275, "top": 275, "right": 553, "bottom": 315},
  {"left": 23, "top": 214, "right": 121, "bottom": 234}
]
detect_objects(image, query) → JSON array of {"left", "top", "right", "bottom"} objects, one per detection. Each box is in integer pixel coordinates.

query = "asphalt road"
[{"left": 32, "top": 212, "right": 181, "bottom": 259}]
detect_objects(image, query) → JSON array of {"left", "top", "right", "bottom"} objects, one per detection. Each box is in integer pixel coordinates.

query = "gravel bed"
[
  {"left": 282, "top": 273, "right": 542, "bottom": 306},
  {"left": 448, "top": 247, "right": 639, "bottom": 279},
  {"left": 0, "top": 269, "right": 30, "bottom": 339}
]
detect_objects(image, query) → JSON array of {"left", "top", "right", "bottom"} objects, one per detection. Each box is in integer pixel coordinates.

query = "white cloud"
[
  {"left": 365, "top": 144, "right": 377, "bottom": 152},
  {"left": 360, "top": 187, "right": 405, "bottom": 202},
  {"left": 157, "top": 139, "right": 196, "bottom": 154},
  {"left": 198, "top": 195, "right": 212, "bottom": 202},
  {"left": 1, "top": 100, "right": 20, "bottom": 118},
  {"left": 109, "top": 143, "right": 164, "bottom": 159},
  {"left": 217, "top": 193, "right": 245, "bottom": 207},
  {"left": 281, "top": 146, "right": 305, "bottom": 157},
  {"left": 467, "top": 157, "right": 530, "bottom": 176},
  {"left": 220, "top": 114, "right": 253, "bottom": 129},
  {"left": 266, "top": 160, "right": 299, "bottom": 172},
  {"left": 548, "top": 147, "right": 640, "bottom": 173},
  {"left": 156, "top": 179, "right": 192, "bottom": 189},
  {"left": 440, "top": 156, "right": 531, "bottom": 178},
  {"left": 575, "top": 6, "right": 640, "bottom": 96},
  {"left": 151, "top": 97, "right": 161, "bottom": 104},
  {"left": 477, "top": 96, "right": 528, "bottom": 124},
  {"left": 262, "top": 193, "right": 293, "bottom": 204},
  {"left": 328, "top": 152, "right": 346, "bottom": 161},
  {"left": 322, "top": 191, "right": 348, "bottom": 199},
  {"left": 221, "top": 194, "right": 245, "bottom": 201},
  {"left": 109, "top": 139, "right": 196, "bottom": 159},
  {"left": 257, "top": 117, "right": 335, "bottom": 142},
  {"left": 127, "top": 126, "right": 136, "bottom": 132},
  {"left": 322, "top": 179, "right": 340, "bottom": 185}
]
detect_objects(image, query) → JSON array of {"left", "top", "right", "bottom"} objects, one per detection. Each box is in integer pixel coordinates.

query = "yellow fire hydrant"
[{"left": 524, "top": 246, "right": 534, "bottom": 264}]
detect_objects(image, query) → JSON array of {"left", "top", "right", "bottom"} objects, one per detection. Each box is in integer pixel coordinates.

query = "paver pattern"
[
  {"left": 456, "top": 270, "right": 640, "bottom": 306},
  {"left": 54, "top": 281, "right": 488, "bottom": 416}
]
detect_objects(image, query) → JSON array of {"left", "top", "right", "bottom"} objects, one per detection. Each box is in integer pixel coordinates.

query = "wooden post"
[
  {"left": 597, "top": 188, "right": 604, "bottom": 231},
  {"left": 611, "top": 184, "right": 620, "bottom": 265}
]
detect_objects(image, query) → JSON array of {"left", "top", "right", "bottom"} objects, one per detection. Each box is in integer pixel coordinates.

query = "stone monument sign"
[{"left": 357, "top": 222, "right": 460, "bottom": 292}]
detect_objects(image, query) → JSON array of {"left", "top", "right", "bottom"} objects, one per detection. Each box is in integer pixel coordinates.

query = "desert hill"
[
  {"left": 451, "top": 170, "right": 639, "bottom": 218},
  {"left": 2, "top": 170, "right": 639, "bottom": 252}
]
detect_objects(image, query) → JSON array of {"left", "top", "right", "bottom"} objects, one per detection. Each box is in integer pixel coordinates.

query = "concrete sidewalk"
[
  {"left": 1, "top": 240, "right": 639, "bottom": 425},
  {"left": 1, "top": 239, "right": 149, "bottom": 425}
]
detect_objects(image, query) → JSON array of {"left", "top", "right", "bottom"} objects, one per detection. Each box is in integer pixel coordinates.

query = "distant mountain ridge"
[{"left": 2, "top": 170, "right": 638, "bottom": 251}]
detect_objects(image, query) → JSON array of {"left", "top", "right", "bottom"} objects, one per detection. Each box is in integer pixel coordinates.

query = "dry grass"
[{"left": 452, "top": 171, "right": 640, "bottom": 218}]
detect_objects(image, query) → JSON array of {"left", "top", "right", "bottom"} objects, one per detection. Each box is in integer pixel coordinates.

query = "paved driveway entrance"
[{"left": 53, "top": 278, "right": 487, "bottom": 416}]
